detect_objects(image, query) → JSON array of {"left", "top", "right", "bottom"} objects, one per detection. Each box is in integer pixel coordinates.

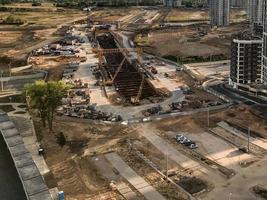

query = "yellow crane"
[{"left": 92, "top": 47, "right": 142, "bottom": 85}]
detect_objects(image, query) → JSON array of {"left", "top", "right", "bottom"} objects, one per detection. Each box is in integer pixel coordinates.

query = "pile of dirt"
[
  {"left": 177, "top": 176, "right": 207, "bottom": 194},
  {"left": 252, "top": 185, "right": 267, "bottom": 199}
]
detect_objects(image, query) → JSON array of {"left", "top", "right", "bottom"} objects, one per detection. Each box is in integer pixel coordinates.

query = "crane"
[{"left": 104, "top": 57, "right": 126, "bottom": 85}]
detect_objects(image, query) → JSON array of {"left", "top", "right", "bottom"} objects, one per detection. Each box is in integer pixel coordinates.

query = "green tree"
[{"left": 24, "top": 80, "right": 71, "bottom": 131}]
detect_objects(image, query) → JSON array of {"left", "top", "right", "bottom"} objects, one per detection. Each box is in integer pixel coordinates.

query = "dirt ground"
[
  {"left": 164, "top": 9, "right": 246, "bottom": 23},
  {"left": 0, "top": 3, "right": 85, "bottom": 70},
  {"left": 136, "top": 22, "right": 248, "bottom": 59},
  {"left": 90, "top": 8, "right": 138, "bottom": 21},
  {"left": 34, "top": 117, "right": 130, "bottom": 199},
  {"left": 154, "top": 104, "right": 267, "bottom": 138},
  {"left": 32, "top": 100, "right": 267, "bottom": 200},
  {"left": 29, "top": 56, "right": 82, "bottom": 81}
]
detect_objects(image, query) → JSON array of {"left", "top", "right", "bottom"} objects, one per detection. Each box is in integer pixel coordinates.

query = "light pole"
[
  {"left": 166, "top": 151, "right": 169, "bottom": 177},
  {"left": 207, "top": 107, "right": 210, "bottom": 128},
  {"left": 1, "top": 70, "right": 4, "bottom": 91},
  {"left": 228, "top": 192, "right": 232, "bottom": 200},
  {"left": 247, "top": 128, "right": 250, "bottom": 154}
]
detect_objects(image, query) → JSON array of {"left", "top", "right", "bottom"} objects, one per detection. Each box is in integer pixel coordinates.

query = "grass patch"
[
  {"left": 18, "top": 104, "right": 27, "bottom": 108},
  {"left": 0, "top": 95, "right": 25, "bottom": 103},
  {"left": 178, "top": 176, "right": 207, "bottom": 194},
  {"left": 13, "top": 111, "right": 26, "bottom": 114},
  {"left": 252, "top": 185, "right": 267, "bottom": 199},
  {"left": 0, "top": 105, "right": 15, "bottom": 113}
]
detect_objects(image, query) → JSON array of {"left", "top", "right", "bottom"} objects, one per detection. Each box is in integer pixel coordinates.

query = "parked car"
[
  {"left": 180, "top": 138, "right": 190, "bottom": 144},
  {"left": 176, "top": 136, "right": 187, "bottom": 143},
  {"left": 189, "top": 142, "right": 198, "bottom": 149},
  {"left": 175, "top": 134, "right": 184, "bottom": 140},
  {"left": 183, "top": 140, "right": 193, "bottom": 146}
]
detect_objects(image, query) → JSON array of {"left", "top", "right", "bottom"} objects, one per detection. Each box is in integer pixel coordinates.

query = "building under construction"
[
  {"left": 229, "top": 32, "right": 262, "bottom": 87},
  {"left": 163, "top": 0, "right": 182, "bottom": 7},
  {"left": 96, "top": 33, "right": 158, "bottom": 103},
  {"left": 230, "top": 0, "right": 246, "bottom": 8},
  {"left": 262, "top": 0, "right": 267, "bottom": 84},
  {"left": 209, "top": 0, "right": 230, "bottom": 26},
  {"left": 247, "top": 0, "right": 264, "bottom": 24}
]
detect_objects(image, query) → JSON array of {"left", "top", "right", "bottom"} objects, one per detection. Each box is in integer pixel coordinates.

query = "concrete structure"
[
  {"left": 230, "top": 0, "right": 246, "bottom": 8},
  {"left": 209, "top": 0, "right": 230, "bottom": 26},
  {"left": 105, "top": 152, "right": 166, "bottom": 200},
  {"left": 262, "top": 0, "right": 267, "bottom": 83},
  {"left": 253, "top": 22, "right": 264, "bottom": 37},
  {"left": 163, "top": 0, "right": 182, "bottom": 7},
  {"left": 230, "top": 32, "right": 262, "bottom": 87},
  {"left": 0, "top": 112, "right": 52, "bottom": 200},
  {"left": 247, "top": 0, "right": 264, "bottom": 24}
]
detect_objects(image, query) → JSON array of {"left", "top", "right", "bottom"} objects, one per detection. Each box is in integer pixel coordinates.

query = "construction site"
[{"left": 1, "top": 2, "right": 267, "bottom": 200}]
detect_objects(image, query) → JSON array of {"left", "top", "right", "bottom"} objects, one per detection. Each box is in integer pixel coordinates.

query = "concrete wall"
[{"left": 0, "top": 112, "right": 52, "bottom": 200}]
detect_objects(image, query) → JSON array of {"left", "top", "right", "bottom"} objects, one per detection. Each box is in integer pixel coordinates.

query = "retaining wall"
[{"left": 0, "top": 112, "right": 52, "bottom": 200}]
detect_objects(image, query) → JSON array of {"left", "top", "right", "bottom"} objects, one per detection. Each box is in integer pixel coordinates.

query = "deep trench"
[{"left": 96, "top": 33, "right": 157, "bottom": 101}]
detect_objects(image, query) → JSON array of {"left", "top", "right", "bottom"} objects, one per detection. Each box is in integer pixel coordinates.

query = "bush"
[
  {"left": 32, "top": 2, "right": 42, "bottom": 6},
  {"left": 2, "top": 15, "right": 25, "bottom": 25},
  {"left": 56, "top": 132, "right": 66, "bottom": 147}
]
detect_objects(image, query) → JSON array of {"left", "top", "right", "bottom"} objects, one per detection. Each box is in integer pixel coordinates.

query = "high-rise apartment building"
[
  {"left": 209, "top": 0, "right": 230, "bottom": 26},
  {"left": 231, "top": 0, "right": 246, "bottom": 8},
  {"left": 247, "top": 0, "right": 264, "bottom": 24},
  {"left": 230, "top": 32, "right": 263, "bottom": 87},
  {"left": 262, "top": 0, "right": 267, "bottom": 83},
  {"left": 163, "top": 0, "right": 182, "bottom": 7}
]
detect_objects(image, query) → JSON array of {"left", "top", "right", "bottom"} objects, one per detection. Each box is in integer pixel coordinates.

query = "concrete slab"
[
  {"left": 14, "top": 152, "right": 34, "bottom": 168},
  {"left": 0, "top": 114, "right": 9, "bottom": 122},
  {"left": 5, "top": 135, "right": 23, "bottom": 147},
  {"left": 0, "top": 113, "right": 52, "bottom": 200},
  {"left": 19, "top": 164, "right": 40, "bottom": 181},
  {"left": 106, "top": 152, "right": 166, "bottom": 200},
  {"left": 10, "top": 144, "right": 29, "bottom": 157},
  {"left": 29, "top": 190, "right": 52, "bottom": 200},
  {"left": 1, "top": 128, "right": 19, "bottom": 138},
  {"left": 24, "top": 176, "right": 48, "bottom": 196},
  {"left": 117, "top": 182, "right": 140, "bottom": 200},
  {"left": 0, "top": 121, "right": 15, "bottom": 130}
]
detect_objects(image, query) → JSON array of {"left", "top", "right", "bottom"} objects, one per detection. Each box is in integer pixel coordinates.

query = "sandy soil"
[
  {"left": 136, "top": 22, "right": 248, "bottom": 59},
  {"left": 164, "top": 9, "right": 246, "bottom": 23},
  {"left": 29, "top": 56, "right": 82, "bottom": 81}
]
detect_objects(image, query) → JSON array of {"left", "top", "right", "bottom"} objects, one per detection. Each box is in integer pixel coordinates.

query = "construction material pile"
[{"left": 57, "top": 104, "right": 122, "bottom": 122}]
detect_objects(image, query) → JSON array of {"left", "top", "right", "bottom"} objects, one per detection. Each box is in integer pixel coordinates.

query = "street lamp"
[{"left": 228, "top": 192, "right": 232, "bottom": 200}]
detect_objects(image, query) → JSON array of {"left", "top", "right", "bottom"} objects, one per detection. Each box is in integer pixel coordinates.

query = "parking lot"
[
  {"left": 167, "top": 130, "right": 256, "bottom": 172},
  {"left": 184, "top": 60, "right": 230, "bottom": 80}
]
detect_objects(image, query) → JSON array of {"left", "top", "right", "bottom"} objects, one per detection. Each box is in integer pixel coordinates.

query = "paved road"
[
  {"left": 138, "top": 125, "right": 225, "bottom": 184},
  {"left": 92, "top": 155, "right": 141, "bottom": 200},
  {"left": 105, "top": 152, "right": 166, "bottom": 200}
]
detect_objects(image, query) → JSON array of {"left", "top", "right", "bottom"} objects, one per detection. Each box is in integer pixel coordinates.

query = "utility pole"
[
  {"left": 166, "top": 152, "right": 168, "bottom": 177},
  {"left": 207, "top": 107, "right": 210, "bottom": 128},
  {"left": 1, "top": 71, "right": 3, "bottom": 92},
  {"left": 228, "top": 192, "right": 232, "bottom": 200},
  {"left": 8, "top": 62, "right": 12, "bottom": 77},
  {"left": 247, "top": 128, "right": 250, "bottom": 153}
]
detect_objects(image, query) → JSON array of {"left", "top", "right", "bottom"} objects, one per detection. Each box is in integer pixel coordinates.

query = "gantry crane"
[{"left": 92, "top": 47, "right": 143, "bottom": 84}]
